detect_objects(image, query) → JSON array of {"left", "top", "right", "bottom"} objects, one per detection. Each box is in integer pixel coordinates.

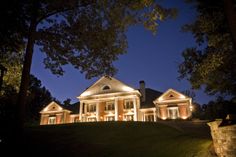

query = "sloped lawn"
[{"left": 17, "top": 122, "right": 212, "bottom": 157}]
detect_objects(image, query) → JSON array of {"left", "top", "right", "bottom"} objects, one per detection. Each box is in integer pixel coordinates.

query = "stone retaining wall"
[{"left": 208, "top": 120, "right": 236, "bottom": 157}]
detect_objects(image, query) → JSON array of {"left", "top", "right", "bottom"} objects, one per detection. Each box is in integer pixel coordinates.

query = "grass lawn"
[{"left": 15, "top": 121, "right": 213, "bottom": 157}]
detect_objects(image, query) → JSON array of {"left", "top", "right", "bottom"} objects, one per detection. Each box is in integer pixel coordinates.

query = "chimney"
[{"left": 139, "top": 80, "right": 145, "bottom": 102}]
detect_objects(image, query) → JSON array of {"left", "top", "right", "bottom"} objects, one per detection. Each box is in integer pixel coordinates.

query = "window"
[
  {"left": 124, "top": 115, "right": 134, "bottom": 121},
  {"left": 105, "top": 102, "right": 115, "bottom": 111},
  {"left": 145, "top": 114, "right": 154, "bottom": 122},
  {"left": 124, "top": 100, "right": 134, "bottom": 109},
  {"left": 105, "top": 116, "right": 115, "bottom": 121},
  {"left": 74, "top": 117, "right": 80, "bottom": 123},
  {"left": 48, "top": 116, "right": 56, "bottom": 124},
  {"left": 87, "top": 117, "right": 97, "bottom": 122},
  {"left": 87, "top": 104, "right": 96, "bottom": 112},
  {"left": 102, "top": 85, "right": 110, "bottom": 90}
]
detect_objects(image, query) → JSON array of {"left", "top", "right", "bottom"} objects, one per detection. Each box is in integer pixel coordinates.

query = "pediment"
[
  {"left": 155, "top": 89, "right": 188, "bottom": 102},
  {"left": 79, "top": 76, "right": 136, "bottom": 98},
  {"left": 41, "top": 101, "right": 63, "bottom": 113}
]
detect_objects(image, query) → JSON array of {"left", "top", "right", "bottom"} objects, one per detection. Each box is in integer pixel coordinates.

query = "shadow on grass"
[{"left": 1, "top": 122, "right": 212, "bottom": 157}]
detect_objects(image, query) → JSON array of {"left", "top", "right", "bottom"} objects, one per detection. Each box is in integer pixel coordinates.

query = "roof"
[
  {"left": 140, "top": 88, "right": 162, "bottom": 108},
  {"left": 40, "top": 101, "right": 80, "bottom": 114},
  {"left": 78, "top": 76, "right": 140, "bottom": 98},
  {"left": 63, "top": 102, "right": 80, "bottom": 114}
]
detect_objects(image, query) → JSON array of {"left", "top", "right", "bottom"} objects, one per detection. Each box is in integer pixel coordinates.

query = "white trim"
[
  {"left": 115, "top": 98, "right": 118, "bottom": 121},
  {"left": 153, "top": 109, "right": 157, "bottom": 122},
  {"left": 139, "top": 107, "right": 156, "bottom": 112},
  {"left": 153, "top": 88, "right": 190, "bottom": 103},
  {"left": 48, "top": 116, "right": 56, "bottom": 124},
  {"left": 96, "top": 102, "right": 100, "bottom": 121},
  {"left": 79, "top": 101, "right": 83, "bottom": 121},
  {"left": 78, "top": 91, "right": 141, "bottom": 100},
  {"left": 167, "top": 107, "right": 179, "bottom": 119},
  {"left": 40, "top": 101, "right": 64, "bottom": 113},
  {"left": 133, "top": 98, "right": 137, "bottom": 121},
  {"left": 104, "top": 115, "right": 115, "bottom": 121}
]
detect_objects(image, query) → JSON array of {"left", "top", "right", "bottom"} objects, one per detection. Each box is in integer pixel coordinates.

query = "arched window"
[{"left": 102, "top": 85, "right": 110, "bottom": 90}]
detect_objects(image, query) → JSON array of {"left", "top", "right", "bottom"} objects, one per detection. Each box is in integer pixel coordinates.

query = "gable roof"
[
  {"left": 78, "top": 76, "right": 139, "bottom": 98},
  {"left": 64, "top": 102, "right": 80, "bottom": 114},
  {"left": 154, "top": 88, "right": 190, "bottom": 102},
  {"left": 140, "top": 88, "right": 162, "bottom": 108},
  {"left": 40, "top": 101, "right": 66, "bottom": 113},
  {"left": 40, "top": 101, "right": 80, "bottom": 114}
]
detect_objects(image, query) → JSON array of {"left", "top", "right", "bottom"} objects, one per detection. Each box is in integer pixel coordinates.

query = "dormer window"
[{"left": 102, "top": 85, "right": 110, "bottom": 90}]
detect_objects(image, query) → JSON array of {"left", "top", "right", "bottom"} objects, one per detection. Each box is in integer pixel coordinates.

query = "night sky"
[{"left": 31, "top": 0, "right": 215, "bottom": 105}]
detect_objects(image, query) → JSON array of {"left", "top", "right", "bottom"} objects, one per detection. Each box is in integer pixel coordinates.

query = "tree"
[
  {"left": 63, "top": 98, "right": 72, "bottom": 106},
  {"left": 26, "top": 75, "right": 53, "bottom": 123},
  {"left": 1, "top": 0, "right": 176, "bottom": 128},
  {"left": 178, "top": 0, "right": 236, "bottom": 97},
  {"left": 223, "top": 0, "right": 236, "bottom": 49},
  {"left": 0, "top": 74, "right": 53, "bottom": 148},
  {"left": 0, "top": 51, "right": 23, "bottom": 93},
  {"left": 0, "top": 0, "right": 26, "bottom": 54}
]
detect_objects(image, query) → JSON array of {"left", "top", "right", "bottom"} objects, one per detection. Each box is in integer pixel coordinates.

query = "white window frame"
[
  {"left": 87, "top": 117, "right": 97, "bottom": 122},
  {"left": 123, "top": 114, "right": 134, "bottom": 121},
  {"left": 105, "top": 115, "right": 115, "bottom": 121},
  {"left": 124, "top": 100, "right": 134, "bottom": 110},
  {"left": 48, "top": 116, "right": 56, "bottom": 124},
  {"left": 105, "top": 102, "right": 115, "bottom": 111},
  {"left": 87, "top": 104, "right": 96, "bottom": 113},
  {"left": 144, "top": 113, "right": 154, "bottom": 122},
  {"left": 167, "top": 107, "right": 179, "bottom": 119}
]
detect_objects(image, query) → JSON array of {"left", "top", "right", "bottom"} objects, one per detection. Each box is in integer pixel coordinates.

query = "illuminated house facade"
[{"left": 40, "top": 76, "right": 192, "bottom": 125}]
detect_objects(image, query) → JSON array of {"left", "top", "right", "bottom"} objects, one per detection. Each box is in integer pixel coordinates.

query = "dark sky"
[{"left": 31, "top": 0, "right": 215, "bottom": 105}]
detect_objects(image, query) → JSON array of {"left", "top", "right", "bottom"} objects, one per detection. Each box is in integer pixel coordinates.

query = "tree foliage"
[
  {"left": 1, "top": 0, "right": 176, "bottom": 78},
  {"left": 178, "top": 0, "right": 236, "bottom": 97},
  {"left": 0, "top": 52, "right": 23, "bottom": 93},
  {"left": 0, "top": 74, "right": 53, "bottom": 124},
  {"left": 26, "top": 75, "right": 53, "bottom": 122},
  {"left": 0, "top": 0, "right": 176, "bottom": 127}
]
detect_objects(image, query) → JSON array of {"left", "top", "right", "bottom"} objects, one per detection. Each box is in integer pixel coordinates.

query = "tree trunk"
[
  {"left": 223, "top": 0, "right": 236, "bottom": 50},
  {"left": 17, "top": 20, "right": 36, "bottom": 130}
]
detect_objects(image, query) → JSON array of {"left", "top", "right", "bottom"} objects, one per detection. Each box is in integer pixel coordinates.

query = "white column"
[
  {"left": 137, "top": 98, "right": 141, "bottom": 121},
  {"left": 79, "top": 101, "right": 83, "bottom": 122},
  {"left": 115, "top": 98, "right": 119, "bottom": 121},
  {"left": 156, "top": 106, "right": 160, "bottom": 118},
  {"left": 133, "top": 97, "right": 137, "bottom": 121},
  {"left": 96, "top": 102, "right": 100, "bottom": 121},
  {"left": 153, "top": 109, "right": 157, "bottom": 122}
]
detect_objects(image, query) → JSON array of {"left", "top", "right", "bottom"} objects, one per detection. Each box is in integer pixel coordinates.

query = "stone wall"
[{"left": 208, "top": 120, "right": 236, "bottom": 157}]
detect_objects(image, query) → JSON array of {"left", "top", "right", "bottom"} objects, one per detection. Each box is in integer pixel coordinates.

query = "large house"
[{"left": 40, "top": 76, "right": 193, "bottom": 125}]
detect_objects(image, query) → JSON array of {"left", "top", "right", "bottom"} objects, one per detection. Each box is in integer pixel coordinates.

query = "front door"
[
  {"left": 168, "top": 108, "right": 178, "bottom": 119},
  {"left": 48, "top": 116, "right": 56, "bottom": 124}
]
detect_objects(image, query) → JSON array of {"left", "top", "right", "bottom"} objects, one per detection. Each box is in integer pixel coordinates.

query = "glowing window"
[
  {"left": 124, "top": 100, "right": 134, "bottom": 109},
  {"left": 87, "top": 104, "right": 96, "bottom": 112},
  {"left": 48, "top": 116, "right": 56, "bottom": 124},
  {"left": 105, "top": 116, "right": 115, "bottom": 121},
  {"left": 105, "top": 102, "right": 115, "bottom": 111}
]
